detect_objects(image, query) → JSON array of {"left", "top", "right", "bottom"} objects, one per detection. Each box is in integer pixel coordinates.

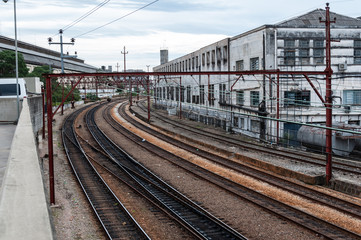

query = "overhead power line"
[
  {"left": 74, "top": 0, "right": 159, "bottom": 38},
  {"left": 62, "top": 0, "right": 111, "bottom": 31}
]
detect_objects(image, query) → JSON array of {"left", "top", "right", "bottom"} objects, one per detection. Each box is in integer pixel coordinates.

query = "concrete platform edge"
[{"left": 0, "top": 99, "right": 54, "bottom": 240}]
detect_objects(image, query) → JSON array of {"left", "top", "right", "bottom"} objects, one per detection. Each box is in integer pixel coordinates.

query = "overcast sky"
[{"left": 0, "top": 0, "right": 360, "bottom": 71}]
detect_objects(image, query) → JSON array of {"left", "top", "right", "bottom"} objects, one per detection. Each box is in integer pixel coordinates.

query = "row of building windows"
[
  {"left": 158, "top": 46, "right": 228, "bottom": 72},
  {"left": 156, "top": 87, "right": 361, "bottom": 107},
  {"left": 282, "top": 39, "right": 361, "bottom": 65}
]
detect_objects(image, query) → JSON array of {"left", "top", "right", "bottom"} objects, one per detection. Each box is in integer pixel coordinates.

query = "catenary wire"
[{"left": 73, "top": 0, "right": 159, "bottom": 38}]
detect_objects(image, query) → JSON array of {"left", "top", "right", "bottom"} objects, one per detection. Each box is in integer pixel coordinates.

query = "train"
[{"left": 297, "top": 123, "right": 361, "bottom": 157}]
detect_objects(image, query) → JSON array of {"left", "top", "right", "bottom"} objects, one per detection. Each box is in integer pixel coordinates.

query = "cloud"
[{"left": 0, "top": 0, "right": 360, "bottom": 72}]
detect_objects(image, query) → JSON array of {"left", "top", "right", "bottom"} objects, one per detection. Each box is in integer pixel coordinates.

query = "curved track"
[
  {"left": 136, "top": 101, "right": 361, "bottom": 175},
  {"left": 86, "top": 102, "right": 247, "bottom": 240},
  {"left": 62, "top": 104, "right": 150, "bottom": 240},
  {"left": 110, "top": 101, "right": 361, "bottom": 239}
]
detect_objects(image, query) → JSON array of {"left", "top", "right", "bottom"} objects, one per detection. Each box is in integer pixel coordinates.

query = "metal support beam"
[
  {"left": 42, "top": 87, "right": 45, "bottom": 140},
  {"left": 147, "top": 75, "right": 150, "bottom": 122},
  {"left": 321, "top": 3, "right": 335, "bottom": 184},
  {"left": 46, "top": 76, "right": 55, "bottom": 204}
]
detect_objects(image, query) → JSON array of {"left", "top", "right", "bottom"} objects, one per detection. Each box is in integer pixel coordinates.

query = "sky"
[{"left": 0, "top": 0, "right": 360, "bottom": 72}]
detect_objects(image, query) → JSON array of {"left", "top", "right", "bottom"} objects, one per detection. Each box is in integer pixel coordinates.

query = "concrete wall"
[
  {"left": 0, "top": 99, "right": 23, "bottom": 123},
  {"left": 28, "top": 95, "right": 43, "bottom": 135},
  {"left": 0, "top": 98, "right": 54, "bottom": 239}
]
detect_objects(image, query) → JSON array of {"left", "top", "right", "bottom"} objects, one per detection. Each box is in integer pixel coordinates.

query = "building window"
[
  {"left": 344, "top": 90, "right": 361, "bottom": 105},
  {"left": 299, "top": 40, "right": 309, "bottom": 48},
  {"left": 202, "top": 53, "right": 205, "bottom": 66},
  {"left": 216, "top": 47, "right": 222, "bottom": 64},
  {"left": 236, "top": 90, "right": 244, "bottom": 105},
  {"left": 233, "top": 116, "right": 239, "bottom": 127},
  {"left": 250, "top": 57, "right": 259, "bottom": 70},
  {"left": 299, "top": 49, "right": 309, "bottom": 65},
  {"left": 211, "top": 50, "right": 216, "bottom": 64},
  {"left": 175, "top": 87, "right": 179, "bottom": 101},
  {"left": 235, "top": 60, "right": 244, "bottom": 71},
  {"left": 186, "top": 85, "right": 191, "bottom": 103},
  {"left": 209, "top": 84, "right": 215, "bottom": 106},
  {"left": 314, "top": 40, "right": 324, "bottom": 65},
  {"left": 196, "top": 56, "right": 199, "bottom": 70},
  {"left": 314, "top": 49, "right": 324, "bottom": 64},
  {"left": 200, "top": 85, "right": 205, "bottom": 104},
  {"left": 314, "top": 40, "right": 324, "bottom": 48},
  {"left": 250, "top": 91, "right": 259, "bottom": 106},
  {"left": 284, "top": 50, "right": 296, "bottom": 65},
  {"left": 284, "top": 40, "right": 296, "bottom": 65},
  {"left": 219, "top": 84, "right": 226, "bottom": 104},
  {"left": 170, "top": 87, "right": 174, "bottom": 100},
  {"left": 285, "top": 40, "right": 295, "bottom": 48},
  {"left": 223, "top": 46, "right": 228, "bottom": 62},
  {"left": 354, "top": 40, "right": 361, "bottom": 64},
  {"left": 206, "top": 52, "right": 210, "bottom": 65},
  {"left": 284, "top": 90, "right": 310, "bottom": 107},
  {"left": 181, "top": 86, "right": 185, "bottom": 102}
]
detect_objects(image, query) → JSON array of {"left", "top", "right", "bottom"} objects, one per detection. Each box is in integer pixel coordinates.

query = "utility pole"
[
  {"left": 320, "top": 3, "right": 335, "bottom": 184},
  {"left": 48, "top": 29, "right": 77, "bottom": 73},
  {"left": 48, "top": 29, "right": 77, "bottom": 115},
  {"left": 116, "top": 62, "right": 120, "bottom": 72},
  {"left": 121, "top": 46, "right": 128, "bottom": 72}
]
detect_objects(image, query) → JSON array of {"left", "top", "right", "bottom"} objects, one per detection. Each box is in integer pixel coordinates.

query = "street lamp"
[{"left": 3, "top": 0, "right": 20, "bottom": 123}]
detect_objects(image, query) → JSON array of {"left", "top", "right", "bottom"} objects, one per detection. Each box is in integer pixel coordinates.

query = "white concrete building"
[{"left": 153, "top": 9, "right": 361, "bottom": 152}]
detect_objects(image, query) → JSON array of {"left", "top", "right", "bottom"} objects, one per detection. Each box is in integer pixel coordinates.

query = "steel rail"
[
  {"left": 62, "top": 104, "right": 150, "bottom": 240},
  {"left": 127, "top": 102, "right": 361, "bottom": 220},
  {"left": 112, "top": 101, "right": 361, "bottom": 240},
  {"left": 136, "top": 101, "right": 361, "bottom": 175},
  {"left": 86, "top": 102, "right": 247, "bottom": 240}
]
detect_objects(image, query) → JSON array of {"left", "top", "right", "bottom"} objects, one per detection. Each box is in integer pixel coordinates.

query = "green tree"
[
  {"left": 27, "top": 65, "right": 52, "bottom": 84},
  {"left": 0, "top": 50, "right": 28, "bottom": 77}
]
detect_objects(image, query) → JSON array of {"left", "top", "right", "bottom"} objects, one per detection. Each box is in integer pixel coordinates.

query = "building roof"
[
  {"left": 275, "top": 9, "right": 361, "bottom": 28},
  {"left": 0, "top": 35, "right": 98, "bottom": 73}
]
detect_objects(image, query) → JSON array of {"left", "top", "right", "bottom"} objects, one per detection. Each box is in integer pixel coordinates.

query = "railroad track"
[
  {"left": 110, "top": 101, "right": 361, "bottom": 239},
  {"left": 86, "top": 102, "right": 247, "bottom": 240},
  {"left": 62, "top": 104, "right": 150, "bottom": 240},
  {"left": 135, "top": 101, "right": 361, "bottom": 176}
]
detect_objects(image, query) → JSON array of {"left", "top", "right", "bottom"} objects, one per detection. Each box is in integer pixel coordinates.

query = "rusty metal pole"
[
  {"left": 42, "top": 87, "right": 45, "bottom": 139},
  {"left": 61, "top": 80, "right": 64, "bottom": 115},
  {"left": 95, "top": 77, "right": 98, "bottom": 99},
  {"left": 276, "top": 70, "right": 280, "bottom": 144},
  {"left": 137, "top": 79, "right": 140, "bottom": 101},
  {"left": 323, "top": 3, "right": 334, "bottom": 184},
  {"left": 129, "top": 76, "right": 133, "bottom": 106},
  {"left": 46, "top": 76, "right": 55, "bottom": 204},
  {"left": 147, "top": 76, "right": 150, "bottom": 122},
  {"left": 180, "top": 77, "right": 182, "bottom": 120}
]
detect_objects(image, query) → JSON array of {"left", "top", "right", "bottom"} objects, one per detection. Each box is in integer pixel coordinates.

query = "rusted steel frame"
[
  {"left": 147, "top": 75, "right": 151, "bottom": 122},
  {"left": 129, "top": 76, "right": 133, "bottom": 106},
  {"left": 42, "top": 87, "right": 45, "bottom": 139},
  {"left": 303, "top": 74, "right": 325, "bottom": 104},
  {"left": 230, "top": 75, "right": 243, "bottom": 91},
  {"left": 324, "top": 3, "right": 335, "bottom": 184},
  {"left": 53, "top": 76, "right": 84, "bottom": 116},
  {"left": 276, "top": 70, "right": 280, "bottom": 144},
  {"left": 46, "top": 76, "right": 55, "bottom": 204},
  {"left": 179, "top": 77, "right": 182, "bottom": 119},
  {"left": 45, "top": 70, "right": 326, "bottom": 79}
]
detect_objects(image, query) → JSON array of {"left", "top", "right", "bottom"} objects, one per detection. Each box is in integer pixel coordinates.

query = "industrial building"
[
  {"left": 153, "top": 9, "right": 361, "bottom": 149},
  {"left": 0, "top": 35, "right": 97, "bottom": 73}
]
